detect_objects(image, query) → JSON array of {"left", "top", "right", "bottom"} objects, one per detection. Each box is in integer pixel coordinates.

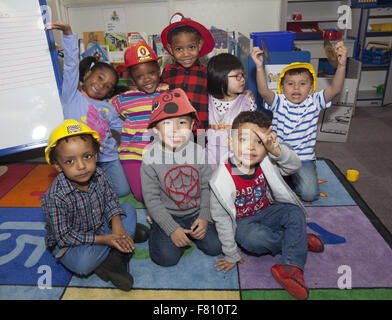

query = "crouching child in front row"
[
  {"left": 209, "top": 111, "right": 324, "bottom": 300},
  {"left": 41, "top": 120, "right": 149, "bottom": 291},
  {"left": 141, "top": 88, "right": 222, "bottom": 267}
]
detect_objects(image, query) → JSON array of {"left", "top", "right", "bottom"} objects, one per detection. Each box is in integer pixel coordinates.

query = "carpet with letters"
[{"left": 0, "top": 159, "right": 391, "bottom": 300}]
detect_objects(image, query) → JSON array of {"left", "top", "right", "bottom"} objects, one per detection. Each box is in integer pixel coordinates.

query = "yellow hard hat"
[
  {"left": 277, "top": 62, "right": 317, "bottom": 94},
  {"left": 45, "top": 119, "right": 100, "bottom": 165}
]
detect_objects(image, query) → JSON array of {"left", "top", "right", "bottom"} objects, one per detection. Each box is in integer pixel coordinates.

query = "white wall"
[{"left": 62, "top": 0, "right": 281, "bottom": 40}]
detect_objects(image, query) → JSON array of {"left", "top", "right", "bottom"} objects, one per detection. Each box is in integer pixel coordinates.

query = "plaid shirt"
[
  {"left": 161, "top": 60, "right": 208, "bottom": 130},
  {"left": 41, "top": 167, "right": 124, "bottom": 249}
]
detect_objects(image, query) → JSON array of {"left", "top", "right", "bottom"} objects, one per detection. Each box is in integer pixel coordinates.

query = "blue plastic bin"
[{"left": 250, "top": 31, "right": 296, "bottom": 51}]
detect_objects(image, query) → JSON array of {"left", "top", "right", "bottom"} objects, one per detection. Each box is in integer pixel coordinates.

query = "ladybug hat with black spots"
[{"left": 148, "top": 88, "right": 199, "bottom": 128}]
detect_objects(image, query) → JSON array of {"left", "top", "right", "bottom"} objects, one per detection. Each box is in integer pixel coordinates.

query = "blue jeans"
[
  {"left": 149, "top": 214, "right": 222, "bottom": 267},
  {"left": 290, "top": 160, "right": 319, "bottom": 202},
  {"left": 97, "top": 159, "right": 131, "bottom": 198},
  {"left": 51, "top": 203, "right": 136, "bottom": 276},
  {"left": 235, "top": 203, "right": 307, "bottom": 270}
]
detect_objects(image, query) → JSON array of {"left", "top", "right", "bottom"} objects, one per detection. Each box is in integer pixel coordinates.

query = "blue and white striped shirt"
[{"left": 264, "top": 90, "right": 331, "bottom": 161}]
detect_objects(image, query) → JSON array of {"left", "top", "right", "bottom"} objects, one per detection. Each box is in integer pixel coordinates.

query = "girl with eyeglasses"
[{"left": 207, "top": 53, "right": 257, "bottom": 169}]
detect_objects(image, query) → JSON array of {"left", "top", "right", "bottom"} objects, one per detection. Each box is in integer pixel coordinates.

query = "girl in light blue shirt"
[{"left": 47, "top": 21, "right": 130, "bottom": 197}]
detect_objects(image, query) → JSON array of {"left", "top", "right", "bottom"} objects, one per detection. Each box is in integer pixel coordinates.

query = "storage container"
[
  {"left": 362, "top": 41, "right": 391, "bottom": 65},
  {"left": 287, "top": 22, "right": 323, "bottom": 40},
  {"left": 250, "top": 31, "right": 296, "bottom": 51}
]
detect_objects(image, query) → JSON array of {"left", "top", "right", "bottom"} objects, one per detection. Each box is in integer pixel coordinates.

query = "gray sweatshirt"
[{"left": 141, "top": 139, "right": 212, "bottom": 236}]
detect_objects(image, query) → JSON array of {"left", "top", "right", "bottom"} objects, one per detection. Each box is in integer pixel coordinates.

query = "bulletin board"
[{"left": 0, "top": 0, "right": 63, "bottom": 156}]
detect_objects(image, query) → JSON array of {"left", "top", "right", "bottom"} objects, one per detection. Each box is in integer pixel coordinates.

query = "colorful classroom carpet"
[{"left": 0, "top": 159, "right": 391, "bottom": 300}]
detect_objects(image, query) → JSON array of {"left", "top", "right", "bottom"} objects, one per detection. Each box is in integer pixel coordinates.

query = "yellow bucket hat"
[
  {"left": 45, "top": 119, "right": 100, "bottom": 165},
  {"left": 277, "top": 62, "right": 317, "bottom": 94}
]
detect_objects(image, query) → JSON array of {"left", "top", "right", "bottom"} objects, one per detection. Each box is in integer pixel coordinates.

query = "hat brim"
[
  {"left": 148, "top": 112, "right": 200, "bottom": 129},
  {"left": 277, "top": 63, "right": 317, "bottom": 94},
  {"left": 125, "top": 56, "right": 162, "bottom": 68},
  {"left": 161, "top": 20, "right": 215, "bottom": 57},
  {"left": 45, "top": 130, "right": 100, "bottom": 165}
]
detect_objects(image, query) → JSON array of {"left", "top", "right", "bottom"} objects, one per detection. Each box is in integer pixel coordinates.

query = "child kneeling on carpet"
[
  {"left": 41, "top": 119, "right": 149, "bottom": 291},
  {"left": 251, "top": 43, "right": 347, "bottom": 202},
  {"left": 210, "top": 111, "right": 324, "bottom": 300},
  {"left": 141, "top": 88, "right": 222, "bottom": 267}
]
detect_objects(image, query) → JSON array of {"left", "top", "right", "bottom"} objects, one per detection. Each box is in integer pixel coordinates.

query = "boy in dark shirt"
[
  {"left": 161, "top": 13, "right": 215, "bottom": 131},
  {"left": 41, "top": 119, "right": 148, "bottom": 291}
]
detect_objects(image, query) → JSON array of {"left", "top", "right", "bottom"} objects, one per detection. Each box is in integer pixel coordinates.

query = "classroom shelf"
[
  {"left": 366, "top": 31, "right": 392, "bottom": 36},
  {"left": 362, "top": 63, "right": 391, "bottom": 70},
  {"left": 355, "top": 5, "right": 392, "bottom": 106},
  {"left": 357, "top": 90, "right": 383, "bottom": 100}
]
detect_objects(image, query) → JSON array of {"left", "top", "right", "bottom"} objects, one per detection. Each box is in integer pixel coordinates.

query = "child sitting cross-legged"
[
  {"left": 210, "top": 111, "right": 324, "bottom": 300},
  {"left": 41, "top": 120, "right": 149, "bottom": 291}
]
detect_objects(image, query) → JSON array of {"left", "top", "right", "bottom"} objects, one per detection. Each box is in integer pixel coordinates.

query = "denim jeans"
[
  {"left": 51, "top": 203, "right": 137, "bottom": 276},
  {"left": 97, "top": 159, "right": 131, "bottom": 198},
  {"left": 290, "top": 160, "right": 319, "bottom": 202},
  {"left": 149, "top": 214, "right": 222, "bottom": 267},
  {"left": 235, "top": 203, "right": 307, "bottom": 270}
]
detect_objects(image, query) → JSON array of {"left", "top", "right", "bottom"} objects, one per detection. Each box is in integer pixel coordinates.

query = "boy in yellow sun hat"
[
  {"left": 41, "top": 119, "right": 149, "bottom": 291},
  {"left": 251, "top": 41, "right": 347, "bottom": 202}
]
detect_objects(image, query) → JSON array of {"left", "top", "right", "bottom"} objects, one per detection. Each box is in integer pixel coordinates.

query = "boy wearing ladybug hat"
[
  {"left": 161, "top": 13, "right": 215, "bottom": 131},
  {"left": 251, "top": 42, "right": 347, "bottom": 202},
  {"left": 41, "top": 120, "right": 149, "bottom": 291},
  {"left": 141, "top": 88, "right": 222, "bottom": 267},
  {"left": 110, "top": 41, "right": 169, "bottom": 203}
]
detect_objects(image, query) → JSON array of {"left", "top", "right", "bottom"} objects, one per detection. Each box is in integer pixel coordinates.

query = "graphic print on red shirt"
[{"left": 225, "top": 160, "right": 270, "bottom": 220}]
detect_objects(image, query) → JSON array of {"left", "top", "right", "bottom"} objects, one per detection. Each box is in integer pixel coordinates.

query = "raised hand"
[
  {"left": 46, "top": 21, "right": 72, "bottom": 36},
  {"left": 252, "top": 126, "right": 281, "bottom": 157},
  {"left": 334, "top": 41, "right": 348, "bottom": 66},
  {"left": 251, "top": 47, "right": 265, "bottom": 68}
]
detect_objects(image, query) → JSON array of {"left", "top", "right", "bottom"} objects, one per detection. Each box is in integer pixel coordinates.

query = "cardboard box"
[{"left": 316, "top": 58, "right": 361, "bottom": 142}]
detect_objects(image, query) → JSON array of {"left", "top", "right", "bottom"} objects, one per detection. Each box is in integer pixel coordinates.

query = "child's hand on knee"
[
  {"left": 97, "top": 234, "right": 134, "bottom": 253},
  {"left": 170, "top": 227, "right": 192, "bottom": 247},
  {"left": 190, "top": 218, "right": 208, "bottom": 240},
  {"left": 115, "top": 234, "right": 135, "bottom": 253}
]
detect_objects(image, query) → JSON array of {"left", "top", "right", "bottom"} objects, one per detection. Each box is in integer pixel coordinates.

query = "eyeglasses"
[{"left": 228, "top": 72, "right": 246, "bottom": 81}]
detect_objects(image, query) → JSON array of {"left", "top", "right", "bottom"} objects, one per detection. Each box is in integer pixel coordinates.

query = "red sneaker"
[
  {"left": 271, "top": 264, "right": 309, "bottom": 300},
  {"left": 307, "top": 233, "right": 324, "bottom": 253}
]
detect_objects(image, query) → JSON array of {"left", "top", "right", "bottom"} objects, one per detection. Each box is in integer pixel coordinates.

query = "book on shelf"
[
  {"left": 81, "top": 43, "right": 109, "bottom": 62},
  {"left": 83, "top": 31, "right": 105, "bottom": 51}
]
